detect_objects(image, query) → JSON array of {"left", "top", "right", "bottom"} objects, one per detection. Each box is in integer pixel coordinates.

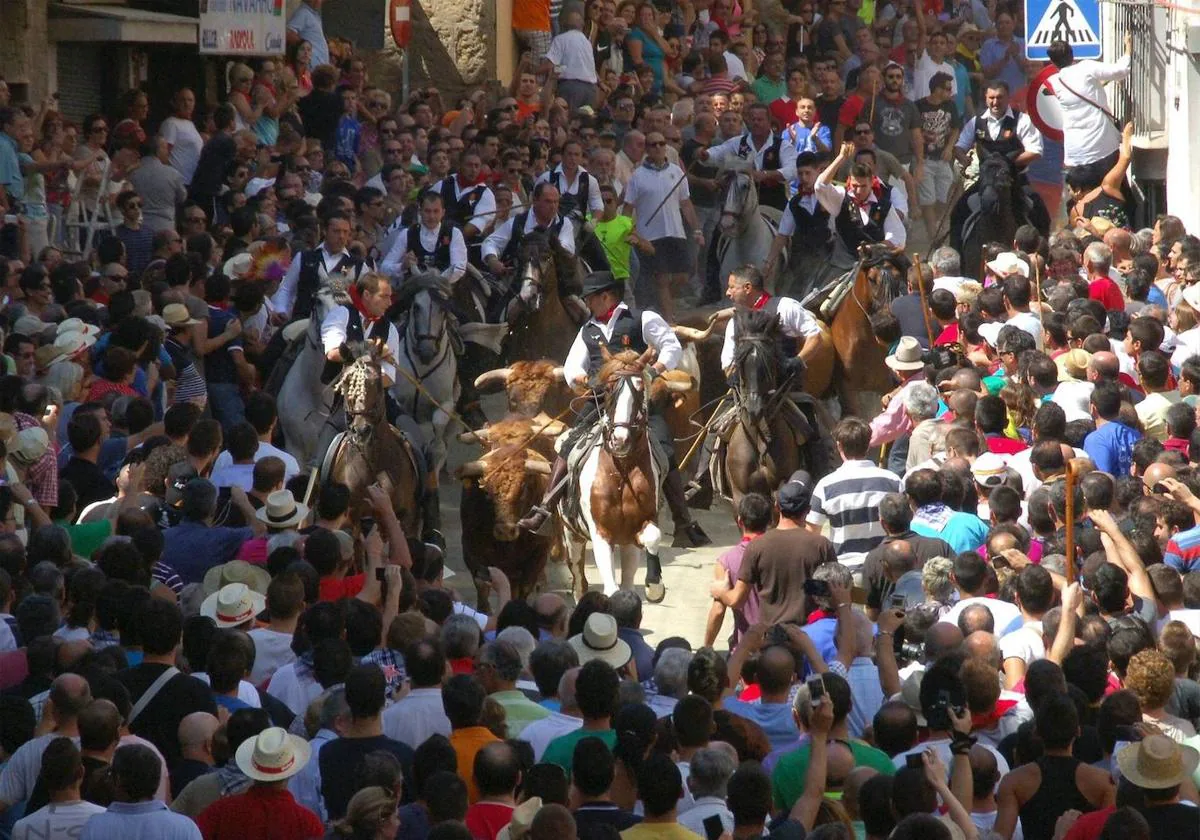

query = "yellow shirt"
[{"left": 621, "top": 823, "right": 703, "bottom": 840}]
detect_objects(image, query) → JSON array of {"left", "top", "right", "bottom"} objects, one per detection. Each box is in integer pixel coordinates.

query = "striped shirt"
[{"left": 806, "top": 459, "right": 902, "bottom": 566}]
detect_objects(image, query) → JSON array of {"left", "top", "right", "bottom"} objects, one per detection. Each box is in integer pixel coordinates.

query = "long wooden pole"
[
  {"left": 913, "top": 256, "right": 935, "bottom": 349},
  {"left": 1033, "top": 257, "right": 1044, "bottom": 330},
  {"left": 1065, "top": 460, "right": 1077, "bottom": 583}
]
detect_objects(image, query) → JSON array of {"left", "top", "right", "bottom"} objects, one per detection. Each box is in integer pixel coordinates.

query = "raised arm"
[
  {"left": 816, "top": 141, "right": 854, "bottom": 186},
  {"left": 1101, "top": 123, "right": 1134, "bottom": 197}
]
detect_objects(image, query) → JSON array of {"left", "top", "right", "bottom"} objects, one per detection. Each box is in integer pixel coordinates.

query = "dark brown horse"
[
  {"left": 325, "top": 347, "right": 423, "bottom": 536},
  {"left": 503, "top": 232, "right": 585, "bottom": 364}
]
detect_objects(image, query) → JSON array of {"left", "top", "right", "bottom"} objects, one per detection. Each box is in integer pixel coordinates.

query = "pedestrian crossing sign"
[{"left": 1025, "top": 0, "right": 1103, "bottom": 60}]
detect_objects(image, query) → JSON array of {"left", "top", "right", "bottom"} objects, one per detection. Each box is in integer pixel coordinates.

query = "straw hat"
[
  {"left": 202, "top": 559, "right": 272, "bottom": 597},
  {"left": 986, "top": 252, "right": 1030, "bottom": 279},
  {"left": 200, "top": 582, "right": 267, "bottom": 628},
  {"left": 223, "top": 252, "right": 253, "bottom": 280},
  {"left": 34, "top": 344, "right": 65, "bottom": 371},
  {"left": 56, "top": 318, "right": 101, "bottom": 339},
  {"left": 885, "top": 336, "right": 925, "bottom": 372},
  {"left": 162, "top": 303, "right": 203, "bottom": 328},
  {"left": 255, "top": 489, "right": 309, "bottom": 529},
  {"left": 497, "top": 797, "right": 544, "bottom": 840},
  {"left": 1115, "top": 735, "right": 1199, "bottom": 789},
  {"left": 235, "top": 727, "right": 312, "bottom": 782},
  {"left": 9, "top": 427, "right": 49, "bottom": 468},
  {"left": 53, "top": 331, "right": 95, "bottom": 359},
  {"left": 568, "top": 613, "right": 632, "bottom": 669},
  {"left": 1057, "top": 348, "right": 1092, "bottom": 382}
]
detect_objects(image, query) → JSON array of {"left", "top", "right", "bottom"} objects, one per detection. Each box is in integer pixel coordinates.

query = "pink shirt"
[
  {"left": 869, "top": 373, "right": 923, "bottom": 447},
  {"left": 718, "top": 537, "right": 760, "bottom": 646}
]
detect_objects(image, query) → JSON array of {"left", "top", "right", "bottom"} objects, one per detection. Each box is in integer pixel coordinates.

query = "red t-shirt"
[
  {"left": 985, "top": 435, "right": 1029, "bottom": 455},
  {"left": 196, "top": 785, "right": 324, "bottom": 840},
  {"left": 1088, "top": 276, "right": 1125, "bottom": 311},
  {"left": 838, "top": 94, "right": 868, "bottom": 128},
  {"left": 318, "top": 573, "right": 364, "bottom": 602},
  {"left": 769, "top": 97, "right": 802, "bottom": 129},
  {"left": 935, "top": 322, "right": 960, "bottom": 346},
  {"left": 466, "top": 801, "right": 516, "bottom": 840}
]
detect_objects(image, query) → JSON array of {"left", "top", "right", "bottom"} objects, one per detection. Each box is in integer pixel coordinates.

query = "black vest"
[
  {"left": 974, "top": 110, "right": 1025, "bottom": 159},
  {"left": 739, "top": 133, "right": 786, "bottom": 210},
  {"left": 294, "top": 248, "right": 364, "bottom": 321},
  {"left": 440, "top": 177, "right": 488, "bottom": 230},
  {"left": 405, "top": 222, "right": 455, "bottom": 271},
  {"left": 501, "top": 211, "right": 566, "bottom": 264},
  {"left": 320, "top": 303, "right": 392, "bottom": 383},
  {"left": 785, "top": 193, "right": 833, "bottom": 252},
  {"left": 581, "top": 307, "right": 648, "bottom": 376},
  {"left": 750, "top": 296, "right": 801, "bottom": 358},
  {"left": 834, "top": 189, "right": 892, "bottom": 253},
  {"left": 554, "top": 168, "right": 591, "bottom": 221}
]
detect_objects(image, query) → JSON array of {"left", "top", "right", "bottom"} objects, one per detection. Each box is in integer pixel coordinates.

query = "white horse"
[
  {"left": 276, "top": 289, "right": 341, "bottom": 467},
  {"left": 716, "top": 160, "right": 784, "bottom": 291},
  {"left": 390, "top": 273, "right": 460, "bottom": 476}
]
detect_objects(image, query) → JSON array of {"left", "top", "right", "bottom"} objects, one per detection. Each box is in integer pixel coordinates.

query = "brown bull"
[
  {"left": 474, "top": 359, "right": 573, "bottom": 419},
  {"left": 455, "top": 417, "right": 564, "bottom": 610}
]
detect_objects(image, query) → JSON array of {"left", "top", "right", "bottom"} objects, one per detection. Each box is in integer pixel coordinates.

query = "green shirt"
[
  {"left": 491, "top": 689, "right": 550, "bottom": 738},
  {"left": 771, "top": 740, "right": 895, "bottom": 811},
  {"left": 594, "top": 215, "right": 636, "bottom": 280},
  {"left": 542, "top": 727, "right": 617, "bottom": 773},
  {"left": 751, "top": 76, "right": 787, "bottom": 106},
  {"left": 57, "top": 519, "right": 112, "bottom": 560}
]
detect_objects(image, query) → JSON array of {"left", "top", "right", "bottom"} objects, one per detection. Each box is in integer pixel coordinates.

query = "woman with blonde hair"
[
  {"left": 227, "top": 62, "right": 263, "bottom": 133},
  {"left": 328, "top": 786, "right": 399, "bottom": 840}
]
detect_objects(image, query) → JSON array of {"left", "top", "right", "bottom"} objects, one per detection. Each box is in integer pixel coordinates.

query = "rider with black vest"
[
  {"left": 430, "top": 149, "right": 496, "bottom": 244},
  {"left": 270, "top": 213, "right": 368, "bottom": 321},
  {"left": 482, "top": 182, "right": 578, "bottom": 273},
  {"left": 720, "top": 264, "right": 824, "bottom": 371},
  {"left": 379, "top": 191, "right": 468, "bottom": 282},
  {"left": 765, "top": 151, "right": 834, "bottom": 292},
  {"left": 697, "top": 103, "right": 797, "bottom": 212},
  {"left": 953, "top": 80, "right": 1043, "bottom": 178},
  {"left": 533, "top": 140, "right": 611, "bottom": 272},
  {"left": 516, "top": 272, "right": 712, "bottom": 574},
  {"left": 815, "top": 142, "right": 907, "bottom": 270}
]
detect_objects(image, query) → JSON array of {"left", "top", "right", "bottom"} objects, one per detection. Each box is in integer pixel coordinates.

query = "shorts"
[
  {"left": 643, "top": 237, "right": 689, "bottom": 275},
  {"left": 918, "top": 159, "right": 955, "bottom": 205}
]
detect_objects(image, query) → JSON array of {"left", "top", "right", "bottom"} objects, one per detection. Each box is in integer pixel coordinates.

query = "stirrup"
[{"left": 517, "top": 505, "right": 554, "bottom": 535}]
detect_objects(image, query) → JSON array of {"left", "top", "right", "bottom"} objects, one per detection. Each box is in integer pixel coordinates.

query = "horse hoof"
[{"left": 645, "top": 580, "right": 666, "bottom": 603}]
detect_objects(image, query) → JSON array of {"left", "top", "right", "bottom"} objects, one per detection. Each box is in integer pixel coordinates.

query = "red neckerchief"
[
  {"left": 806, "top": 609, "right": 837, "bottom": 623},
  {"left": 457, "top": 172, "right": 484, "bottom": 190},
  {"left": 751, "top": 292, "right": 770, "bottom": 310},
  {"left": 971, "top": 699, "right": 1019, "bottom": 729},
  {"left": 347, "top": 284, "right": 379, "bottom": 328},
  {"left": 596, "top": 302, "right": 621, "bottom": 324}
]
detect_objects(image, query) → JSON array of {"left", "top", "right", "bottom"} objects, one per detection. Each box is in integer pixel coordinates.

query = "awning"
[{"left": 48, "top": 3, "right": 198, "bottom": 44}]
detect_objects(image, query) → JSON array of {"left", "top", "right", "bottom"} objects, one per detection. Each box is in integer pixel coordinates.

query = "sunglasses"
[{"left": 855, "top": 128, "right": 873, "bottom": 135}]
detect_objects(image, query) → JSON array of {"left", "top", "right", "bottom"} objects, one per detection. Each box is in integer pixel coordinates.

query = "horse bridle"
[
  {"left": 402, "top": 290, "right": 453, "bottom": 378},
  {"left": 848, "top": 249, "right": 904, "bottom": 320},
  {"left": 598, "top": 370, "right": 648, "bottom": 452}
]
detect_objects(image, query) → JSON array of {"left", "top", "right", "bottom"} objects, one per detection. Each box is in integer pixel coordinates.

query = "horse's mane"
[
  {"left": 392, "top": 271, "right": 452, "bottom": 312},
  {"left": 596, "top": 349, "right": 650, "bottom": 384},
  {"left": 733, "top": 307, "right": 780, "bottom": 339},
  {"left": 519, "top": 230, "right": 576, "bottom": 285}
]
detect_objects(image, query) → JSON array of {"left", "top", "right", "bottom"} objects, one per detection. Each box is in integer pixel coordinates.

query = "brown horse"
[
  {"left": 503, "top": 232, "right": 585, "bottom": 364},
  {"left": 325, "top": 348, "right": 424, "bottom": 536},
  {"left": 823, "top": 245, "right": 909, "bottom": 418}
]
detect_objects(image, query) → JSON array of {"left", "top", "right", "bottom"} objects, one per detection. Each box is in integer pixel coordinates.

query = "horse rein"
[{"left": 598, "top": 370, "right": 649, "bottom": 452}]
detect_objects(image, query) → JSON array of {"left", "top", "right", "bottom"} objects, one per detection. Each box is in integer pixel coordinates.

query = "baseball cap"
[{"left": 778, "top": 470, "right": 814, "bottom": 515}]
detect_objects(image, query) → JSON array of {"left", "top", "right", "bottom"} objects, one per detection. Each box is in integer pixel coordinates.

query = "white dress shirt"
[
  {"left": 778, "top": 193, "right": 833, "bottom": 237},
  {"left": 270, "top": 245, "right": 353, "bottom": 319},
  {"left": 562, "top": 302, "right": 683, "bottom": 385},
  {"left": 320, "top": 306, "right": 401, "bottom": 385},
  {"left": 956, "top": 108, "right": 1044, "bottom": 158},
  {"left": 678, "top": 798, "right": 734, "bottom": 836},
  {"left": 720, "top": 295, "right": 821, "bottom": 368},
  {"left": 379, "top": 222, "right": 468, "bottom": 282},
  {"left": 1053, "top": 55, "right": 1130, "bottom": 166},
  {"left": 705, "top": 131, "right": 798, "bottom": 185},
  {"left": 814, "top": 182, "right": 907, "bottom": 249},
  {"left": 212, "top": 441, "right": 301, "bottom": 482},
  {"left": 724, "top": 50, "right": 749, "bottom": 81},
  {"left": 623, "top": 162, "right": 691, "bottom": 240},
  {"left": 381, "top": 687, "right": 452, "bottom": 749},
  {"left": 545, "top": 29, "right": 599, "bottom": 83},
  {"left": 431, "top": 176, "right": 497, "bottom": 232},
  {"left": 482, "top": 211, "right": 576, "bottom": 261},
  {"left": 534, "top": 166, "right": 605, "bottom": 217},
  {"left": 288, "top": 728, "right": 336, "bottom": 822}
]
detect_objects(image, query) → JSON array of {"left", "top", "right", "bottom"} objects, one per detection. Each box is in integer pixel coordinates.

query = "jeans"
[{"left": 207, "top": 382, "right": 245, "bottom": 433}]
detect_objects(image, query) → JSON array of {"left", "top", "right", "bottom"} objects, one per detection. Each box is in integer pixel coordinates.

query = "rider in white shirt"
[{"left": 380, "top": 191, "right": 468, "bottom": 283}]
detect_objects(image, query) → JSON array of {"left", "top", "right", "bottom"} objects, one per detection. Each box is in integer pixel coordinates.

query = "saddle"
[
  {"left": 321, "top": 422, "right": 427, "bottom": 493},
  {"left": 707, "top": 395, "right": 814, "bottom": 501}
]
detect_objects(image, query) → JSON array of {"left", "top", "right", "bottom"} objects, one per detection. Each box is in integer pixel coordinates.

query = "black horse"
[{"left": 950, "top": 152, "right": 1050, "bottom": 279}]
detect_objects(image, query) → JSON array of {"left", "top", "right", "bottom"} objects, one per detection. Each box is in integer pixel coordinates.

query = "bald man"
[
  {"left": 958, "top": 604, "right": 996, "bottom": 637},
  {"left": 0, "top": 674, "right": 92, "bottom": 813},
  {"left": 171, "top": 712, "right": 219, "bottom": 799},
  {"left": 1142, "top": 462, "right": 1177, "bottom": 494},
  {"left": 1088, "top": 351, "right": 1120, "bottom": 383},
  {"left": 963, "top": 631, "right": 1002, "bottom": 670}
]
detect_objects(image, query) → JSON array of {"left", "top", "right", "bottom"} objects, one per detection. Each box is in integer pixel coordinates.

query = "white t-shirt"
[
  {"left": 724, "top": 50, "right": 748, "bottom": 81},
  {"left": 912, "top": 50, "right": 958, "bottom": 100},
  {"left": 546, "top": 30, "right": 599, "bottom": 83},
  {"left": 12, "top": 800, "right": 106, "bottom": 840},
  {"left": 972, "top": 809, "right": 1023, "bottom": 840},
  {"left": 248, "top": 627, "right": 296, "bottom": 685},
  {"left": 999, "top": 621, "right": 1045, "bottom": 666},
  {"left": 624, "top": 162, "right": 691, "bottom": 240},
  {"left": 209, "top": 462, "right": 255, "bottom": 491},
  {"left": 893, "top": 738, "right": 1011, "bottom": 784},
  {"left": 1005, "top": 311, "right": 1044, "bottom": 349},
  {"left": 940, "top": 596, "right": 1022, "bottom": 637},
  {"left": 212, "top": 441, "right": 301, "bottom": 483},
  {"left": 159, "top": 116, "right": 205, "bottom": 186}
]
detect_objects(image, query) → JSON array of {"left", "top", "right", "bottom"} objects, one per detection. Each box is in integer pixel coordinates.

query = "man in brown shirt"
[{"left": 712, "top": 471, "right": 838, "bottom": 625}]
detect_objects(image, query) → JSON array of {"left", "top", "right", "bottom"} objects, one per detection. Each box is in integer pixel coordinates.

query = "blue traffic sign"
[{"left": 1024, "top": 0, "right": 1103, "bottom": 60}]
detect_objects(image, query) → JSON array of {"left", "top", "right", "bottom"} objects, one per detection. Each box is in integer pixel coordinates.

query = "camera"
[
  {"left": 803, "top": 578, "right": 830, "bottom": 598},
  {"left": 926, "top": 688, "right": 967, "bottom": 731}
]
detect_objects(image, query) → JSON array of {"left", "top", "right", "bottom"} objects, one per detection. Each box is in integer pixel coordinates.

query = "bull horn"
[
  {"left": 474, "top": 368, "right": 514, "bottom": 390},
  {"left": 457, "top": 429, "right": 490, "bottom": 444},
  {"left": 524, "top": 459, "right": 552, "bottom": 475},
  {"left": 673, "top": 323, "right": 718, "bottom": 343},
  {"left": 551, "top": 366, "right": 565, "bottom": 381},
  {"left": 455, "top": 460, "right": 487, "bottom": 478},
  {"left": 663, "top": 378, "right": 693, "bottom": 392},
  {"left": 708, "top": 307, "right": 735, "bottom": 325}
]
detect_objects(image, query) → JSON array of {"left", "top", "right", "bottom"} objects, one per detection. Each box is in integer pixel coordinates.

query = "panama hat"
[
  {"left": 986, "top": 252, "right": 1030, "bottom": 278},
  {"left": 56, "top": 318, "right": 101, "bottom": 339},
  {"left": 34, "top": 344, "right": 65, "bottom": 371},
  {"left": 971, "top": 452, "right": 1008, "bottom": 487},
  {"left": 1056, "top": 348, "right": 1092, "bottom": 382},
  {"left": 569, "top": 612, "right": 632, "bottom": 669},
  {"left": 202, "top": 558, "right": 272, "bottom": 597},
  {"left": 53, "top": 331, "right": 96, "bottom": 358},
  {"left": 223, "top": 251, "right": 253, "bottom": 280},
  {"left": 255, "top": 489, "right": 309, "bottom": 529},
  {"left": 162, "top": 303, "right": 202, "bottom": 328},
  {"left": 235, "top": 726, "right": 312, "bottom": 782},
  {"left": 200, "top": 582, "right": 267, "bottom": 628},
  {"left": 885, "top": 336, "right": 925, "bottom": 372},
  {"left": 1115, "top": 735, "right": 1199, "bottom": 789},
  {"left": 898, "top": 671, "right": 927, "bottom": 727}
]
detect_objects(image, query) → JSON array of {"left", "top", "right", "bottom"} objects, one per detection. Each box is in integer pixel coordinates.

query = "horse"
[
  {"left": 715, "top": 162, "right": 783, "bottom": 293},
  {"left": 389, "top": 272, "right": 461, "bottom": 477},
  {"left": 325, "top": 346, "right": 424, "bottom": 537},
  {"left": 503, "top": 231, "right": 586, "bottom": 365},
  {"left": 951, "top": 152, "right": 1050, "bottom": 278},
  {"left": 274, "top": 288, "right": 342, "bottom": 467},
  {"left": 559, "top": 348, "right": 690, "bottom": 598},
  {"left": 821, "top": 244, "right": 909, "bottom": 419}
]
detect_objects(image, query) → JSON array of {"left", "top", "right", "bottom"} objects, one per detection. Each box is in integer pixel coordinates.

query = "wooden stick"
[
  {"left": 913, "top": 255, "right": 935, "bottom": 349},
  {"left": 1033, "top": 256, "right": 1044, "bottom": 330},
  {"left": 1065, "top": 460, "right": 1077, "bottom": 583},
  {"left": 678, "top": 393, "right": 730, "bottom": 474}
]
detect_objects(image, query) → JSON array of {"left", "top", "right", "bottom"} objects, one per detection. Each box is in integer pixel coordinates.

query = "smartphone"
[
  {"left": 362, "top": 516, "right": 376, "bottom": 537},
  {"left": 887, "top": 592, "right": 907, "bottom": 610},
  {"left": 375, "top": 567, "right": 388, "bottom": 582},
  {"left": 905, "top": 753, "right": 924, "bottom": 770},
  {"left": 807, "top": 676, "right": 825, "bottom": 704},
  {"left": 702, "top": 815, "right": 724, "bottom": 840}
]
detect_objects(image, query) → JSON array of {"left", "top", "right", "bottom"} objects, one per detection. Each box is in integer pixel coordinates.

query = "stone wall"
[
  {"left": 0, "top": 0, "right": 52, "bottom": 103},
  {"left": 375, "top": 0, "right": 497, "bottom": 102}
]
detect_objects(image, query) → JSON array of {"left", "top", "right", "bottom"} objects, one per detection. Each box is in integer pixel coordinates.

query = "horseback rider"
[
  {"left": 270, "top": 213, "right": 368, "bottom": 322},
  {"left": 953, "top": 79, "right": 1043, "bottom": 188},
  {"left": 697, "top": 102, "right": 796, "bottom": 212},
  {"left": 516, "top": 270, "right": 713, "bottom": 554},
  {"left": 482, "top": 182, "right": 576, "bottom": 275},
  {"left": 533, "top": 139, "right": 611, "bottom": 271},
  {"left": 379, "top": 191, "right": 467, "bottom": 283},
  {"left": 816, "top": 142, "right": 907, "bottom": 272},
  {"left": 428, "top": 149, "right": 496, "bottom": 263},
  {"left": 314, "top": 270, "right": 443, "bottom": 545},
  {"left": 764, "top": 152, "right": 834, "bottom": 295}
]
